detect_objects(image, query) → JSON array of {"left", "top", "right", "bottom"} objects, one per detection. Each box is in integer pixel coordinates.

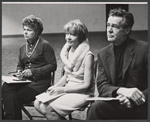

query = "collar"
[
  {"left": 113, "top": 37, "right": 129, "bottom": 48},
  {"left": 27, "top": 37, "right": 39, "bottom": 46}
]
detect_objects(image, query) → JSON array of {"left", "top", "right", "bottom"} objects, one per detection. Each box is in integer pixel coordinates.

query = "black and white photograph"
[{"left": 1, "top": 1, "right": 149, "bottom": 121}]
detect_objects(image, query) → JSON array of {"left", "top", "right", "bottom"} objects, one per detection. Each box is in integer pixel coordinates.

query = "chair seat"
[
  {"left": 23, "top": 101, "right": 34, "bottom": 106},
  {"left": 78, "top": 102, "right": 90, "bottom": 111}
]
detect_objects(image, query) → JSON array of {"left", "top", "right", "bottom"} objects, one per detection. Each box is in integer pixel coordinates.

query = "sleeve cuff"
[{"left": 112, "top": 87, "right": 120, "bottom": 97}]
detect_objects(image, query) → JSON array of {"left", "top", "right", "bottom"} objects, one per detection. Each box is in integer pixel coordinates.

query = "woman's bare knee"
[
  {"left": 34, "top": 99, "right": 41, "bottom": 112},
  {"left": 40, "top": 103, "right": 53, "bottom": 115}
]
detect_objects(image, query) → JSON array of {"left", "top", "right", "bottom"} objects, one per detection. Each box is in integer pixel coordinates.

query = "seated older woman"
[
  {"left": 2, "top": 15, "right": 57, "bottom": 120},
  {"left": 34, "top": 19, "right": 95, "bottom": 120}
]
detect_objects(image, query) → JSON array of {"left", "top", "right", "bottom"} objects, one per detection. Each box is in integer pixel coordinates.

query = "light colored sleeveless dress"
[{"left": 50, "top": 51, "right": 95, "bottom": 117}]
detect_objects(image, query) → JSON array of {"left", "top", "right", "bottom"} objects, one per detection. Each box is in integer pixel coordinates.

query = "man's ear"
[{"left": 124, "top": 27, "right": 131, "bottom": 34}]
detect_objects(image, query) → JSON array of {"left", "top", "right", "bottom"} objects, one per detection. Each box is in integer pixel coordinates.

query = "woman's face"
[
  {"left": 23, "top": 26, "right": 38, "bottom": 42},
  {"left": 65, "top": 32, "right": 79, "bottom": 48}
]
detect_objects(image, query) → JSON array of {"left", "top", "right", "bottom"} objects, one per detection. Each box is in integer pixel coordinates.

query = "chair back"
[
  {"left": 50, "top": 71, "right": 55, "bottom": 86},
  {"left": 93, "top": 59, "right": 99, "bottom": 97},
  {"left": 94, "top": 59, "right": 98, "bottom": 81}
]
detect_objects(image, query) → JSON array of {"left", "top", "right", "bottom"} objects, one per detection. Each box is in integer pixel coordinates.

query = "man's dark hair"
[{"left": 109, "top": 8, "right": 134, "bottom": 29}]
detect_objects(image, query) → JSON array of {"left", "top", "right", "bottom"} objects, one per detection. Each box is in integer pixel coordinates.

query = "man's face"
[{"left": 107, "top": 16, "right": 128, "bottom": 46}]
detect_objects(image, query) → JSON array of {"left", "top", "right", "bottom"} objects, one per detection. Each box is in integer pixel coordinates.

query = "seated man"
[{"left": 87, "top": 8, "right": 148, "bottom": 119}]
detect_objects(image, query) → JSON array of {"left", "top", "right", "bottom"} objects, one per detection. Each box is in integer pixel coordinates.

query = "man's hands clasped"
[
  {"left": 117, "top": 87, "right": 145, "bottom": 107},
  {"left": 117, "top": 95, "right": 134, "bottom": 108}
]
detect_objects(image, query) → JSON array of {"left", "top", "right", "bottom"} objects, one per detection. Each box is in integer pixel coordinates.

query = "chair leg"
[
  {"left": 68, "top": 113, "right": 72, "bottom": 120},
  {"left": 2, "top": 106, "right": 5, "bottom": 119},
  {"left": 21, "top": 106, "right": 33, "bottom": 120}
]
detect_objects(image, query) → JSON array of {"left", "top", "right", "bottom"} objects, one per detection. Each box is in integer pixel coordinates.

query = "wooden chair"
[
  {"left": 21, "top": 71, "right": 55, "bottom": 120},
  {"left": 1, "top": 99, "right": 5, "bottom": 119}
]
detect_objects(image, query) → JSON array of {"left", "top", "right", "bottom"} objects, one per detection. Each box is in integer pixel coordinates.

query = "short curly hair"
[
  {"left": 22, "top": 15, "right": 43, "bottom": 35},
  {"left": 64, "top": 19, "right": 88, "bottom": 44},
  {"left": 109, "top": 8, "right": 134, "bottom": 29}
]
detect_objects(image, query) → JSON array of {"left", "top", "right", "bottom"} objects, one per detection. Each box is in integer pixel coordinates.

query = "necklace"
[{"left": 26, "top": 38, "right": 40, "bottom": 57}]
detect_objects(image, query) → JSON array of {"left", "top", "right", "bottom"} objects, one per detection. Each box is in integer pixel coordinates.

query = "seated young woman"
[{"left": 34, "top": 19, "right": 95, "bottom": 120}]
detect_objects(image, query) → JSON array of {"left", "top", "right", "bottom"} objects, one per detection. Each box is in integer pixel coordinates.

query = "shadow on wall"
[{"left": 2, "top": 30, "right": 148, "bottom": 82}]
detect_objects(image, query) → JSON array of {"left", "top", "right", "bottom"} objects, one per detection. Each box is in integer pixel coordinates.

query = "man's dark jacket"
[{"left": 97, "top": 38, "right": 148, "bottom": 101}]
